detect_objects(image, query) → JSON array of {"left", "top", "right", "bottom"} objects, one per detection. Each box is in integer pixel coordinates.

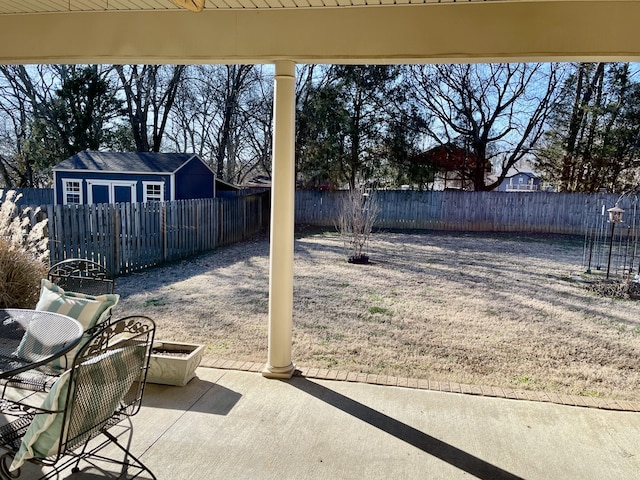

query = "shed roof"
[{"left": 54, "top": 151, "right": 205, "bottom": 175}]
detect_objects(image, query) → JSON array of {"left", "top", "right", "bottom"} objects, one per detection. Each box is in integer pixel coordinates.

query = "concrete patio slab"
[{"left": 34, "top": 367, "right": 640, "bottom": 479}]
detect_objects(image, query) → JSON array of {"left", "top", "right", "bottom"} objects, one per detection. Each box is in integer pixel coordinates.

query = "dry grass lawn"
[{"left": 113, "top": 229, "right": 640, "bottom": 402}]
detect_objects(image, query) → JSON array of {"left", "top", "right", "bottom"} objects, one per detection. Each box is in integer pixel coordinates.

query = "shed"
[{"left": 52, "top": 151, "right": 236, "bottom": 205}]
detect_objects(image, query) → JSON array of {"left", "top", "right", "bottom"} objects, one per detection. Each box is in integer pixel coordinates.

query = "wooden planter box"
[{"left": 147, "top": 341, "right": 205, "bottom": 386}]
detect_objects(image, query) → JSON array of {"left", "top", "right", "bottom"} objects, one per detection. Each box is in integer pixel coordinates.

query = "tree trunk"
[{"left": 560, "top": 62, "right": 605, "bottom": 191}]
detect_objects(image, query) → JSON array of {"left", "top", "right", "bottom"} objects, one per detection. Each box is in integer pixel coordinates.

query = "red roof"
[{"left": 410, "top": 144, "right": 480, "bottom": 172}]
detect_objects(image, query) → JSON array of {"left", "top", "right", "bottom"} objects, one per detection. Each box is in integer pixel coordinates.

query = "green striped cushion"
[
  {"left": 9, "top": 369, "right": 71, "bottom": 471},
  {"left": 35, "top": 279, "right": 119, "bottom": 331},
  {"left": 68, "top": 345, "right": 146, "bottom": 444},
  {"left": 13, "top": 317, "right": 71, "bottom": 362},
  {"left": 10, "top": 345, "right": 144, "bottom": 471},
  {"left": 29, "top": 279, "right": 119, "bottom": 369}
]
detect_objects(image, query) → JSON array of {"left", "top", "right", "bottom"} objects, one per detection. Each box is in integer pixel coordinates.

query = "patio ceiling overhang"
[{"left": 0, "top": 1, "right": 638, "bottom": 65}]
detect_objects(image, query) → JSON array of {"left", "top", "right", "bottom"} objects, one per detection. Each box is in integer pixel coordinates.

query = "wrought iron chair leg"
[
  {"left": 100, "top": 428, "right": 156, "bottom": 480},
  {"left": 73, "top": 430, "right": 157, "bottom": 480},
  {"left": 70, "top": 439, "right": 91, "bottom": 474},
  {"left": 0, "top": 453, "right": 19, "bottom": 479}
]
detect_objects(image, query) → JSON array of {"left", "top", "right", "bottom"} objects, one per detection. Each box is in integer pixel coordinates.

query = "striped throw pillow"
[
  {"left": 9, "top": 369, "right": 71, "bottom": 471},
  {"left": 27, "top": 279, "right": 119, "bottom": 370},
  {"left": 68, "top": 345, "right": 146, "bottom": 444},
  {"left": 35, "top": 279, "right": 119, "bottom": 331}
]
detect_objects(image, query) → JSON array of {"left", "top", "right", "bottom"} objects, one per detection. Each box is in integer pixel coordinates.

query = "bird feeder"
[
  {"left": 607, "top": 205, "right": 624, "bottom": 223},
  {"left": 606, "top": 204, "right": 625, "bottom": 278}
]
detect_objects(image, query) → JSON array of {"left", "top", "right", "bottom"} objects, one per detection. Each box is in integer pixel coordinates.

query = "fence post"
[
  {"left": 113, "top": 206, "right": 120, "bottom": 276},
  {"left": 46, "top": 204, "right": 55, "bottom": 265},
  {"left": 161, "top": 202, "right": 167, "bottom": 263}
]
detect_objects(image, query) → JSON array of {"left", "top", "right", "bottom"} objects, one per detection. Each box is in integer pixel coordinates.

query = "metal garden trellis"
[{"left": 583, "top": 193, "right": 640, "bottom": 282}]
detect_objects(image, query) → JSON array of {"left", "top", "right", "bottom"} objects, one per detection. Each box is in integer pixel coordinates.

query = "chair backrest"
[
  {"left": 48, "top": 259, "right": 114, "bottom": 296},
  {"left": 61, "top": 316, "right": 155, "bottom": 452}
]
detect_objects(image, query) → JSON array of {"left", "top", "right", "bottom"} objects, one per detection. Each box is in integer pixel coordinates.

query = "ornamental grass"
[{"left": 0, "top": 190, "right": 48, "bottom": 308}]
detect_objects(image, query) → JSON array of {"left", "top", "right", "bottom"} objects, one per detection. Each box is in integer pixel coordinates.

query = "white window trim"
[
  {"left": 142, "top": 181, "right": 165, "bottom": 203},
  {"left": 87, "top": 179, "right": 137, "bottom": 204},
  {"left": 62, "top": 178, "right": 83, "bottom": 205}
]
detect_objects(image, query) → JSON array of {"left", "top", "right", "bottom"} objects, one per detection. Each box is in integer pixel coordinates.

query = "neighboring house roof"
[
  {"left": 504, "top": 168, "right": 539, "bottom": 179},
  {"left": 53, "top": 150, "right": 212, "bottom": 175},
  {"left": 244, "top": 175, "right": 272, "bottom": 189},
  {"left": 410, "top": 144, "right": 483, "bottom": 172},
  {"left": 486, "top": 170, "right": 539, "bottom": 187},
  {"left": 217, "top": 177, "right": 242, "bottom": 191}
]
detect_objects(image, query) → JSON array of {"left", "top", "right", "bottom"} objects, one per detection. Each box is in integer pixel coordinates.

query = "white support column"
[{"left": 263, "top": 60, "right": 296, "bottom": 379}]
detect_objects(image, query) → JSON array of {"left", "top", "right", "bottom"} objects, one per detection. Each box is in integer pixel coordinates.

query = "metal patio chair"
[
  {"left": 2, "top": 259, "right": 118, "bottom": 395},
  {"left": 47, "top": 258, "right": 115, "bottom": 296},
  {"left": 0, "top": 316, "right": 156, "bottom": 479}
]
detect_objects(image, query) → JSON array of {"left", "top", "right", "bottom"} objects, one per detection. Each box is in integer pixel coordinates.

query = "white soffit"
[
  {"left": 0, "top": 1, "right": 638, "bottom": 64},
  {"left": 0, "top": 0, "right": 528, "bottom": 13}
]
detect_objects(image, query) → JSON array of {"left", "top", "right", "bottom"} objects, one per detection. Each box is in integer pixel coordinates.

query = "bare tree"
[
  {"left": 115, "top": 64, "right": 185, "bottom": 152},
  {"left": 0, "top": 65, "right": 57, "bottom": 187},
  {"left": 231, "top": 65, "right": 273, "bottom": 184},
  {"left": 166, "top": 64, "right": 273, "bottom": 185},
  {"left": 213, "top": 65, "right": 255, "bottom": 180},
  {"left": 337, "top": 187, "right": 380, "bottom": 263},
  {"left": 166, "top": 65, "right": 221, "bottom": 162},
  {"left": 410, "top": 63, "right": 563, "bottom": 191}
]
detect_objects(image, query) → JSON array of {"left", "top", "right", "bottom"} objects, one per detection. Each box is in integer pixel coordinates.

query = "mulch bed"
[{"left": 584, "top": 279, "right": 640, "bottom": 299}]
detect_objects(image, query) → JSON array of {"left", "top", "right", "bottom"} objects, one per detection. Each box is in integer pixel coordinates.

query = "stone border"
[{"left": 203, "top": 360, "right": 640, "bottom": 412}]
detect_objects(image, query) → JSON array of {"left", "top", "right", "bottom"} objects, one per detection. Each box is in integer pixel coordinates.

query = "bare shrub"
[
  {"left": 336, "top": 188, "right": 380, "bottom": 262},
  {"left": 0, "top": 190, "right": 48, "bottom": 308}
]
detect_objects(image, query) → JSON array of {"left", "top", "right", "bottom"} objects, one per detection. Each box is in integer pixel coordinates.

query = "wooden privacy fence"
[
  {"left": 295, "top": 190, "right": 625, "bottom": 235},
  {"left": 45, "top": 194, "right": 267, "bottom": 276},
  {"left": 6, "top": 187, "right": 53, "bottom": 206},
  {"left": 21, "top": 189, "right": 633, "bottom": 276}
]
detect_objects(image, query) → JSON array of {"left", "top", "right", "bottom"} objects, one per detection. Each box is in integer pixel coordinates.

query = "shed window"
[
  {"left": 143, "top": 182, "right": 164, "bottom": 202},
  {"left": 62, "top": 179, "right": 82, "bottom": 205}
]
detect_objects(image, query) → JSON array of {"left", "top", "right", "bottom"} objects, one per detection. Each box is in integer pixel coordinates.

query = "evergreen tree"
[
  {"left": 538, "top": 63, "right": 640, "bottom": 192},
  {"left": 24, "top": 65, "right": 124, "bottom": 162},
  {"left": 0, "top": 65, "right": 124, "bottom": 187},
  {"left": 295, "top": 65, "right": 413, "bottom": 189}
]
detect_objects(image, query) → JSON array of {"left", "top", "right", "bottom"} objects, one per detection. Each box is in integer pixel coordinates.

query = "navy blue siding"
[
  {"left": 54, "top": 171, "right": 173, "bottom": 204},
  {"left": 175, "top": 158, "right": 215, "bottom": 200}
]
